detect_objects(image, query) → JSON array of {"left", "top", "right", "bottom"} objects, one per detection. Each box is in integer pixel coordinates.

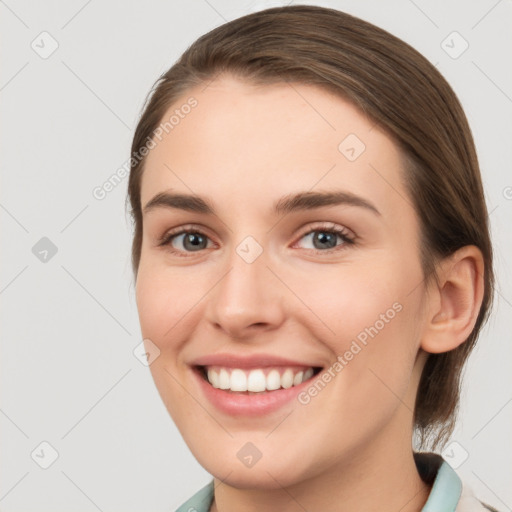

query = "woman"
[{"left": 127, "top": 5, "right": 497, "bottom": 511}]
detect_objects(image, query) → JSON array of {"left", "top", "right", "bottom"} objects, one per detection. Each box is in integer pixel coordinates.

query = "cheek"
[
  {"left": 293, "top": 258, "right": 408, "bottom": 346},
  {"left": 135, "top": 261, "right": 200, "bottom": 355},
  {"left": 135, "top": 265, "right": 200, "bottom": 417},
  {"left": 295, "top": 258, "right": 424, "bottom": 402},
  {"left": 135, "top": 273, "right": 171, "bottom": 341}
]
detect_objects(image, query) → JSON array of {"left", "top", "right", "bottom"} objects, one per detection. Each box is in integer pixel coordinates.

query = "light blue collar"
[
  {"left": 175, "top": 480, "right": 214, "bottom": 512},
  {"left": 420, "top": 460, "right": 462, "bottom": 512}
]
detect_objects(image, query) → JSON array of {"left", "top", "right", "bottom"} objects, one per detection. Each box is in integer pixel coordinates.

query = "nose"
[{"left": 204, "top": 244, "right": 286, "bottom": 340}]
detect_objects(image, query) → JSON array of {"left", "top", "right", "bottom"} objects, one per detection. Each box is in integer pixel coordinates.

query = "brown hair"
[{"left": 126, "top": 5, "right": 494, "bottom": 449}]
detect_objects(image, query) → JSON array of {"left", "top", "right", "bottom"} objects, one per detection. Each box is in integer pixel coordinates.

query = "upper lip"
[{"left": 190, "top": 353, "right": 323, "bottom": 369}]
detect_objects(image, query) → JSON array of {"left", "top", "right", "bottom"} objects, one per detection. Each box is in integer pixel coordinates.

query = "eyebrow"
[{"left": 142, "top": 189, "right": 381, "bottom": 216}]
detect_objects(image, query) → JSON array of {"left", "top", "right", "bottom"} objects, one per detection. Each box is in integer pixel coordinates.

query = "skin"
[{"left": 135, "top": 75, "right": 484, "bottom": 512}]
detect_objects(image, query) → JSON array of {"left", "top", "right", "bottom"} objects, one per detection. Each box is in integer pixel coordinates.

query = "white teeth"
[
  {"left": 207, "top": 368, "right": 219, "bottom": 388},
  {"left": 266, "top": 369, "right": 281, "bottom": 391},
  {"left": 219, "top": 368, "right": 230, "bottom": 390},
  {"left": 230, "top": 369, "right": 247, "bottom": 391},
  {"left": 247, "top": 369, "right": 266, "bottom": 392},
  {"left": 281, "top": 369, "right": 294, "bottom": 389},
  {"left": 204, "top": 366, "right": 317, "bottom": 392}
]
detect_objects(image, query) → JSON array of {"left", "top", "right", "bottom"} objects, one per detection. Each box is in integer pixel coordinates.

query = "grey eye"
[
  {"left": 299, "top": 231, "right": 341, "bottom": 250},
  {"left": 172, "top": 232, "right": 209, "bottom": 251}
]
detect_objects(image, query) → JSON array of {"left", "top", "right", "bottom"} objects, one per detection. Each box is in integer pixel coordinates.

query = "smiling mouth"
[{"left": 196, "top": 365, "right": 322, "bottom": 394}]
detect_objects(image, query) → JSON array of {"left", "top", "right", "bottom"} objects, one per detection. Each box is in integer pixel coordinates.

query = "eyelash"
[{"left": 157, "top": 222, "right": 355, "bottom": 258}]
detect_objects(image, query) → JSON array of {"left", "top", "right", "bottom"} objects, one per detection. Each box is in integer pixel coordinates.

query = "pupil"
[
  {"left": 314, "top": 232, "right": 336, "bottom": 249},
  {"left": 184, "top": 233, "right": 206, "bottom": 251}
]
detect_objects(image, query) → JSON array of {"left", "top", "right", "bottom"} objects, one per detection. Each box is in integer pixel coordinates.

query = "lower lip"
[{"left": 192, "top": 367, "right": 317, "bottom": 417}]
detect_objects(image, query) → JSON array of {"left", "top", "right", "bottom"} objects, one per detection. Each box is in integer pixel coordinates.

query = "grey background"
[{"left": 1, "top": 0, "right": 511, "bottom": 510}]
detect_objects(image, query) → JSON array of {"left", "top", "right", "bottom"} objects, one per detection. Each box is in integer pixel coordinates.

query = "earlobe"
[{"left": 420, "top": 246, "right": 485, "bottom": 354}]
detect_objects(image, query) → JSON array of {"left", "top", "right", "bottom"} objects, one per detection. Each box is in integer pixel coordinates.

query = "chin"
[{"left": 191, "top": 444, "right": 317, "bottom": 491}]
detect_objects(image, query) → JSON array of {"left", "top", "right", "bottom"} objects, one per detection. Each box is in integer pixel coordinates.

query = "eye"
[
  {"left": 158, "top": 227, "right": 214, "bottom": 256},
  {"left": 294, "top": 223, "right": 355, "bottom": 253},
  {"left": 158, "top": 222, "right": 355, "bottom": 257}
]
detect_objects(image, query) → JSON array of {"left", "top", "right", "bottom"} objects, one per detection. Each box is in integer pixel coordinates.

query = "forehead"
[{"left": 140, "top": 76, "right": 411, "bottom": 220}]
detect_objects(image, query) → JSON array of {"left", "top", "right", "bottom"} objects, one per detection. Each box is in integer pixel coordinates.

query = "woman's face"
[{"left": 136, "top": 75, "right": 431, "bottom": 488}]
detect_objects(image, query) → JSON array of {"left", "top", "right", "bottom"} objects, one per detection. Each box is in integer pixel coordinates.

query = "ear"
[{"left": 420, "top": 245, "right": 485, "bottom": 354}]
